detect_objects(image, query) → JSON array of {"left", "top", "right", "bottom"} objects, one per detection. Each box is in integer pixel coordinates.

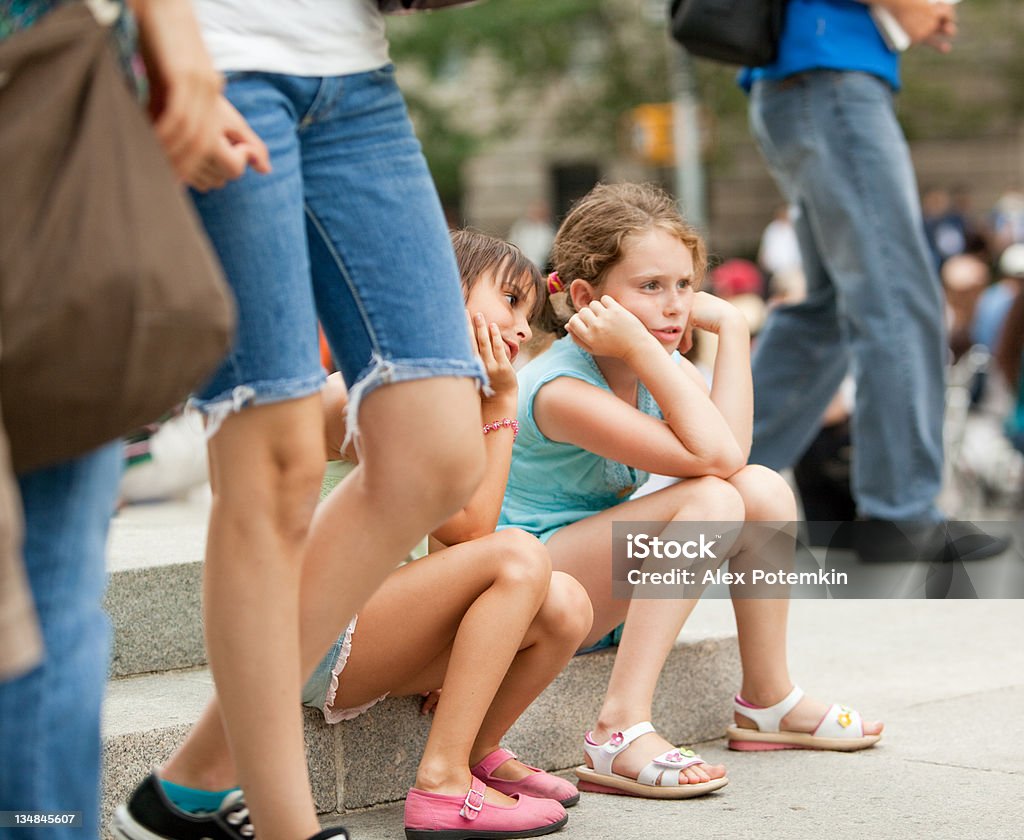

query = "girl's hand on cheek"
[
  {"left": 689, "top": 291, "right": 747, "bottom": 336},
  {"left": 471, "top": 311, "right": 518, "bottom": 400},
  {"left": 566, "top": 295, "right": 658, "bottom": 360},
  {"left": 678, "top": 323, "right": 695, "bottom": 356}
]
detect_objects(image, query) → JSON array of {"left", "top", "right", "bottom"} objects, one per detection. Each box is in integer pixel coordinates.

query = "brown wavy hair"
[
  {"left": 538, "top": 182, "right": 707, "bottom": 336},
  {"left": 451, "top": 229, "right": 546, "bottom": 322}
]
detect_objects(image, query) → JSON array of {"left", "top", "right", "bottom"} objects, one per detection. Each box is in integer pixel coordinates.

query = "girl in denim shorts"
[
  {"left": 113, "top": 5, "right": 490, "bottom": 840},
  {"left": 299, "top": 231, "right": 592, "bottom": 839}
]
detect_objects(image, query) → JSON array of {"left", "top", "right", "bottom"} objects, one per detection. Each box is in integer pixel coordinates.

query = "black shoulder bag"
[{"left": 669, "top": 0, "right": 788, "bottom": 67}]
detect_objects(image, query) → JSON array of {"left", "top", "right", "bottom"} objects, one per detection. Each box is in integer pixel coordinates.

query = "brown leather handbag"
[{"left": 0, "top": 3, "right": 235, "bottom": 474}]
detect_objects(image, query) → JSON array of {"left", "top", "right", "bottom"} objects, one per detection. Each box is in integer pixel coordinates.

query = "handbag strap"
[{"left": 378, "top": 0, "right": 483, "bottom": 14}]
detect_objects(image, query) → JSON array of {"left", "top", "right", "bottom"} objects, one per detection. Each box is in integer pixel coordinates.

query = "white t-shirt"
[
  {"left": 194, "top": 0, "right": 390, "bottom": 76},
  {"left": 758, "top": 218, "right": 803, "bottom": 277}
]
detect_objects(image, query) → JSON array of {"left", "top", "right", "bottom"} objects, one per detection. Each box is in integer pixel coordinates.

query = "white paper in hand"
[{"left": 870, "top": 0, "right": 961, "bottom": 53}]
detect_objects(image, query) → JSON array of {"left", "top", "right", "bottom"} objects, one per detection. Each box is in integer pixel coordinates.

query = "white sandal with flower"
[
  {"left": 575, "top": 722, "right": 728, "bottom": 799},
  {"left": 727, "top": 685, "right": 881, "bottom": 751}
]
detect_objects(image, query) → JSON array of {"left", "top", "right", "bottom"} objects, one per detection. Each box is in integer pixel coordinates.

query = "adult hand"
[
  {"left": 566, "top": 295, "right": 657, "bottom": 360},
  {"left": 189, "top": 97, "right": 272, "bottom": 192},
  {"left": 132, "top": 0, "right": 226, "bottom": 182},
  {"left": 134, "top": 2, "right": 270, "bottom": 189},
  {"left": 466, "top": 310, "right": 518, "bottom": 401},
  {"left": 885, "top": 0, "right": 957, "bottom": 52}
]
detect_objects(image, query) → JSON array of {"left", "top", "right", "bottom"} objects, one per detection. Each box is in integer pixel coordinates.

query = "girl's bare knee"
[
  {"left": 729, "top": 464, "right": 797, "bottom": 521},
  {"left": 362, "top": 381, "right": 486, "bottom": 506},
  {"left": 491, "top": 529, "right": 552, "bottom": 596},
  {"left": 211, "top": 440, "right": 325, "bottom": 551},
  {"left": 675, "top": 475, "right": 746, "bottom": 522},
  {"left": 538, "top": 571, "right": 594, "bottom": 644},
  {"left": 275, "top": 457, "right": 328, "bottom": 541},
  {"left": 362, "top": 419, "right": 485, "bottom": 519}
]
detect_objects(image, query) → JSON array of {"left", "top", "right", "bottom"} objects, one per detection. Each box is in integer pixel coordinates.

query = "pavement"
[
  {"left": 103, "top": 481, "right": 1024, "bottom": 839},
  {"left": 324, "top": 598, "right": 1024, "bottom": 840}
]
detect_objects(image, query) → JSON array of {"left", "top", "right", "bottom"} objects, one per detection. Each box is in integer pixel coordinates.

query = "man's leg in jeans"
[
  {"left": 0, "top": 444, "right": 122, "bottom": 839},
  {"left": 750, "top": 71, "right": 945, "bottom": 521},
  {"left": 748, "top": 79, "right": 851, "bottom": 473},
  {"left": 792, "top": 72, "right": 944, "bottom": 521},
  {"left": 750, "top": 196, "right": 851, "bottom": 471}
]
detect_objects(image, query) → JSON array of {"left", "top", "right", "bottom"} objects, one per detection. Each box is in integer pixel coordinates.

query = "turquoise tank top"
[{"left": 499, "top": 337, "right": 664, "bottom": 542}]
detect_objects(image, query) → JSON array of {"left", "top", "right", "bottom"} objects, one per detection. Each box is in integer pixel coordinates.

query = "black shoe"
[
  {"left": 308, "top": 830, "right": 350, "bottom": 840},
  {"left": 111, "top": 772, "right": 254, "bottom": 840},
  {"left": 803, "top": 520, "right": 854, "bottom": 549},
  {"left": 939, "top": 520, "right": 1013, "bottom": 563},
  {"left": 855, "top": 518, "right": 1011, "bottom": 564}
]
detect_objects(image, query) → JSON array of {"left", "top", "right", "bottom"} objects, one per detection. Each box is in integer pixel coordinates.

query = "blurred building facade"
[{"left": 391, "top": 0, "right": 1024, "bottom": 260}]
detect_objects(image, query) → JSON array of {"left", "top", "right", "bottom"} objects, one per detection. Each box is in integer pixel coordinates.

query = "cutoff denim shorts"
[
  {"left": 190, "top": 67, "right": 484, "bottom": 428},
  {"left": 301, "top": 615, "right": 388, "bottom": 723}
]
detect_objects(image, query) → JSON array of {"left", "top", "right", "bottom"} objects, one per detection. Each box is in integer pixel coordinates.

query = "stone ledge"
[
  {"left": 104, "top": 498, "right": 210, "bottom": 678},
  {"left": 101, "top": 635, "right": 739, "bottom": 836}
]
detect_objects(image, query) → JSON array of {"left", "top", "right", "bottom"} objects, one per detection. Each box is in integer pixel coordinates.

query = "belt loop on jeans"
[{"left": 777, "top": 73, "right": 807, "bottom": 91}]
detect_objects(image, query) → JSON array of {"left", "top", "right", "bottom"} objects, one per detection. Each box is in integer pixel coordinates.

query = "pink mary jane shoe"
[
  {"left": 471, "top": 748, "right": 580, "bottom": 808},
  {"left": 404, "top": 776, "right": 567, "bottom": 840}
]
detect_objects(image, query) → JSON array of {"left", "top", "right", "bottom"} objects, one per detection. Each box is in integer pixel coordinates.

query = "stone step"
[
  {"left": 101, "top": 633, "right": 740, "bottom": 837},
  {"left": 104, "top": 494, "right": 211, "bottom": 677}
]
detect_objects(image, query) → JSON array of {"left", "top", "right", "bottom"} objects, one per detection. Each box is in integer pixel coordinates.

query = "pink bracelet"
[{"left": 483, "top": 417, "right": 519, "bottom": 441}]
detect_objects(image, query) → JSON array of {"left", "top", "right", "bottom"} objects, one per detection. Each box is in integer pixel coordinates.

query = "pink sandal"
[
  {"left": 471, "top": 748, "right": 579, "bottom": 808},
  {"left": 404, "top": 776, "right": 567, "bottom": 840}
]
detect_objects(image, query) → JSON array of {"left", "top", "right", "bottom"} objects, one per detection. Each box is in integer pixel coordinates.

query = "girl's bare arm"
[
  {"left": 536, "top": 296, "right": 746, "bottom": 478},
  {"left": 690, "top": 293, "right": 753, "bottom": 459},
  {"left": 431, "top": 313, "right": 519, "bottom": 545}
]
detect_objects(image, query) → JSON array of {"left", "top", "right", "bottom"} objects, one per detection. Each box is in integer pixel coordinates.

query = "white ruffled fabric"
[{"left": 322, "top": 616, "right": 389, "bottom": 724}]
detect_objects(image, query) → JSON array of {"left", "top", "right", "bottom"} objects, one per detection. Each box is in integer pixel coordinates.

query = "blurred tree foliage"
[
  {"left": 388, "top": 0, "right": 671, "bottom": 204},
  {"left": 389, "top": 0, "right": 1024, "bottom": 200}
]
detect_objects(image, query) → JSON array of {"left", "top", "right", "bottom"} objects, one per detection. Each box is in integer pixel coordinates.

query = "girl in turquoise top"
[{"left": 501, "top": 183, "right": 883, "bottom": 800}]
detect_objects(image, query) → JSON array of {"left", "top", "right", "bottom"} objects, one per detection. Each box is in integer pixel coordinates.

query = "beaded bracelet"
[{"left": 483, "top": 417, "right": 519, "bottom": 442}]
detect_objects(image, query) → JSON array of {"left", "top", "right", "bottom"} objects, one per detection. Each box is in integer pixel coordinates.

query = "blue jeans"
[
  {"left": 190, "top": 67, "right": 484, "bottom": 428},
  {"left": 0, "top": 444, "right": 121, "bottom": 839},
  {"left": 748, "top": 71, "right": 946, "bottom": 521}
]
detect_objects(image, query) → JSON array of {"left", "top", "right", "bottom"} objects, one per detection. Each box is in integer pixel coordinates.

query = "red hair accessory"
[{"left": 546, "top": 271, "right": 565, "bottom": 294}]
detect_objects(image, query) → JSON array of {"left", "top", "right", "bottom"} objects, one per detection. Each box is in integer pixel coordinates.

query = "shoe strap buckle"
[{"left": 460, "top": 786, "right": 485, "bottom": 820}]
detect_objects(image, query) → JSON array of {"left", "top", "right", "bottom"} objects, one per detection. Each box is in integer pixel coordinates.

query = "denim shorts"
[
  {"left": 301, "top": 616, "right": 388, "bottom": 724},
  {"left": 190, "top": 67, "right": 484, "bottom": 432}
]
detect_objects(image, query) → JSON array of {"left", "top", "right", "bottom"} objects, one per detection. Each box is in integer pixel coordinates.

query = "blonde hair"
[{"left": 539, "top": 182, "right": 707, "bottom": 336}]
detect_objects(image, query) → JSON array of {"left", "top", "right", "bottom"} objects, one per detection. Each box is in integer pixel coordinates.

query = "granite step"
[
  {"left": 104, "top": 494, "right": 211, "bottom": 678},
  {"left": 102, "top": 634, "right": 740, "bottom": 837}
]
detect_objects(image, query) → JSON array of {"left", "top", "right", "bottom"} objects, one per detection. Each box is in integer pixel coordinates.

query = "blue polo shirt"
[{"left": 740, "top": 0, "right": 900, "bottom": 91}]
